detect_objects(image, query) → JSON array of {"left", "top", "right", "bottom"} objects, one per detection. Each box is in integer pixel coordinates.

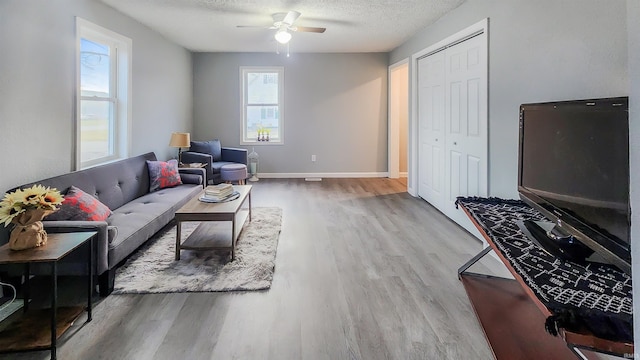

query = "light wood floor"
[{"left": 1, "top": 178, "right": 595, "bottom": 360}]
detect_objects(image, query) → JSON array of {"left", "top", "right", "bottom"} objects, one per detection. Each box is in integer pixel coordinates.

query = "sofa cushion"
[
  {"left": 45, "top": 185, "right": 111, "bottom": 221},
  {"left": 147, "top": 159, "right": 182, "bottom": 192},
  {"left": 106, "top": 183, "right": 201, "bottom": 266},
  {"left": 190, "top": 140, "right": 222, "bottom": 162}
]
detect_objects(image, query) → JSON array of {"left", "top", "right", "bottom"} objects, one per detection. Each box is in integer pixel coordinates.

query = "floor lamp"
[{"left": 169, "top": 132, "right": 191, "bottom": 164}]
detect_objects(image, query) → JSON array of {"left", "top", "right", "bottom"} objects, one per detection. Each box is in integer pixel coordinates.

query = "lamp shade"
[
  {"left": 169, "top": 132, "right": 190, "bottom": 148},
  {"left": 275, "top": 28, "right": 292, "bottom": 44}
]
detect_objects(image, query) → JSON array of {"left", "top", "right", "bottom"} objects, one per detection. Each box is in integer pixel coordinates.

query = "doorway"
[{"left": 388, "top": 59, "right": 409, "bottom": 184}]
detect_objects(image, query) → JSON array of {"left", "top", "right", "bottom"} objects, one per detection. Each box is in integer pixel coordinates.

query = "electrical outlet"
[{"left": 311, "top": 155, "right": 316, "bottom": 162}]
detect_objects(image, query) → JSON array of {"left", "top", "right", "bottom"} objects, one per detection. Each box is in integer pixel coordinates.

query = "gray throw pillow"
[{"left": 190, "top": 140, "right": 222, "bottom": 162}]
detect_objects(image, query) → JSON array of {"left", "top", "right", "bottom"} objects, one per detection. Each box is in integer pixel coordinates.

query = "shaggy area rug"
[{"left": 112, "top": 207, "right": 282, "bottom": 294}]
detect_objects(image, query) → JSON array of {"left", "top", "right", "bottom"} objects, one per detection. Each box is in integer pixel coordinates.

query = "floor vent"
[{"left": 304, "top": 177, "right": 322, "bottom": 182}]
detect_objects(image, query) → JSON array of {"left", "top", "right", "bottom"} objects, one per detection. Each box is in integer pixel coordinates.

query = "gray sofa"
[{"left": 1, "top": 152, "right": 204, "bottom": 296}]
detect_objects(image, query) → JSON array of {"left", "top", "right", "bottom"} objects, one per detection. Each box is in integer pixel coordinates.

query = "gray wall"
[
  {"left": 628, "top": 0, "right": 640, "bottom": 351},
  {"left": 0, "top": 0, "right": 193, "bottom": 193},
  {"left": 390, "top": 0, "right": 628, "bottom": 198},
  {"left": 193, "top": 52, "right": 388, "bottom": 175},
  {"left": 392, "top": 0, "right": 636, "bottom": 347}
]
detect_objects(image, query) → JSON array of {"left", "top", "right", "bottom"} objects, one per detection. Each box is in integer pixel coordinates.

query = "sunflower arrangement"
[{"left": 0, "top": 185, "right": 64, "bottom": 227}]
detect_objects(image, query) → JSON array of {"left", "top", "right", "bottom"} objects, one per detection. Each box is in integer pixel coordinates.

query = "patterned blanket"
[{"left": 455, "top": 197, "right": 633, "bottom": 343}]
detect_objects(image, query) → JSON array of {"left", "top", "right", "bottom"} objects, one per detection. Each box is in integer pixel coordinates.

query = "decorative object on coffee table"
[
  {"left": 248, "top": 147, "right": 259, "bottom": 182},
  {"left": 169, "top": 132, "right": 191, "bottom": 163},
  {"left": 0, "top": 185, "right": 63, "bottom": 250}
]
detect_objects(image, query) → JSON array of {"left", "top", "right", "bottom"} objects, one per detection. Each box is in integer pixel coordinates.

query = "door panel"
[
  {"left": 467, "top": 155, "right": 481, "bottom": 195},
  {"left": 450, "top": 82, "right": 462, "bottom": 134},
  {"left": 443, "top": 34, "right": 487, "bottom": 233},
  {"left": 467, "top": 79, "right": 480, "bottom": 136},
  {"left": 417, "top": 51, "right": 446, "bottom": 208},
  {"left": 450, "top": 150, "right": 462, "bottom": 200}
]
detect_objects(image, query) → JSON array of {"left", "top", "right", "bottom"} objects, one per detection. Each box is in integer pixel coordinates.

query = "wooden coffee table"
[{"left": 174, "top": 185, "right": 252, "bottom": 261}]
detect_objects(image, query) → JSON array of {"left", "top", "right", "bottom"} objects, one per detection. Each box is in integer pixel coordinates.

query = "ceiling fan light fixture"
[{"left": 275, "top": 28, "right": 292, "bottom": 44}]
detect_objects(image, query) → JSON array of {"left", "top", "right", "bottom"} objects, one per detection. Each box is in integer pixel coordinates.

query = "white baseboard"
[
  {"left": 257, "top": 172, "right": 389, "bottom": 179},
  {"left": 399, "top": 172, "right": 408, "bottom": 178}
]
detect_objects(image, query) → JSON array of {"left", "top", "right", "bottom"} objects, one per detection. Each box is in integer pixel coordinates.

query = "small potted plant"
[{"left": 0, "top": 185, "right": 63, "bottom": 250}]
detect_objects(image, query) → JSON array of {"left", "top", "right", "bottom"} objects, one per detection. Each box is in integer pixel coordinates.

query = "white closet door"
[
  {"left": 417, "top": 32, "right": 487, "bottom": 237},
  {"left": 442, "top": 34, "right": 488, "bottom": 231},
  {"left": 417, "top": 51, "right": 446, "bottom": 209}
]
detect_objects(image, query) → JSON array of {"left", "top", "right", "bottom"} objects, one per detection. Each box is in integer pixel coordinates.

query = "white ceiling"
[{"left": 100, "top": 0, "right": 465, "bottom": 53}]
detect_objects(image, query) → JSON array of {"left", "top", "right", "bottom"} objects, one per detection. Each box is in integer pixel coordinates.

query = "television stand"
[{"left": 455, "top": 197, "right": 633, "bottom": 359}]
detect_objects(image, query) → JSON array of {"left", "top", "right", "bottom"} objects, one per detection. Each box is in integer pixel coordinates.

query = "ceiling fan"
[{"left": 237, "top": 11, "right": 326, "bottom": 45}]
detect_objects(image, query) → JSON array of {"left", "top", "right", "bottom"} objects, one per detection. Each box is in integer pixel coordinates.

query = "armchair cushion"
[{"left": 190, "top": 140, "right": 222, "bottom": 162}]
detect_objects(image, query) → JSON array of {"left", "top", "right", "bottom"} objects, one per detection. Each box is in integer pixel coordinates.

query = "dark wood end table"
[{"left": 0, "top": 231, "right": 96, "bottom": 360}]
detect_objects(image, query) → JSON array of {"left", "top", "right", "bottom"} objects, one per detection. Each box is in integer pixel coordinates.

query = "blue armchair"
[{"left": 180, "top": 140, "right": 248, "bottom": 184}]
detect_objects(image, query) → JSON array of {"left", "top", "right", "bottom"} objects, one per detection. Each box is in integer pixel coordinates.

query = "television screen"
[{"left": 518, "top": 97, "right": 630, "bottom": 271}]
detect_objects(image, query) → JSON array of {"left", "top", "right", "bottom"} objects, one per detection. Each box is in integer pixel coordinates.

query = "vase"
[{"left": 9, "top": 208, "right": 54, "bottom": 251}]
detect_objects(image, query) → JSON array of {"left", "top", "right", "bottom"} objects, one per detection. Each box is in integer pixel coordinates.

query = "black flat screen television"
[{"left": 518, "top": 97, "right": 631, "bottom": 274}]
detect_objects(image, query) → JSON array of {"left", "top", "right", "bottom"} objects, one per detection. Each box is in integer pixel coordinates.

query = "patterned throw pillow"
[
  {"left": 44, "top": 186, "right": 112, "bottom": 221},
  {"left": 147, "top": 159, "right": 182, "bottom": 192}
]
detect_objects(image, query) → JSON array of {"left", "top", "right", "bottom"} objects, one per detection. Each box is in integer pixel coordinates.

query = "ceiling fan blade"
[
  {"left": 282, "top": 10, "right": 301, "bottom": 25},
  {"left": 295, "top": 26, "right": 326, "bottom": 33},
  {"left": 236, "top": 25, "right": 274, "bottom": 29}
]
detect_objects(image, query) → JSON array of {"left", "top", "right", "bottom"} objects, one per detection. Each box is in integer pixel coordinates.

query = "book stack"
[{"left": 200, "top": 184, "right": 234, "bottom": 202}]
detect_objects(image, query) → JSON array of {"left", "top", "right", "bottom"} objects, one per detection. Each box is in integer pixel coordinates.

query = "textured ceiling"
[{"left": 100, "top": 0, "right": 465, "bottom": 53}]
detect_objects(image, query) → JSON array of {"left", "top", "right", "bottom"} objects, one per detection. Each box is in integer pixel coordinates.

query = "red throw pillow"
[
  {"left": 44, "top": 186, "right": 111, "bottom": 221},
  {"left": 147, "top": 159, "right": 182, "bottom": 192}
]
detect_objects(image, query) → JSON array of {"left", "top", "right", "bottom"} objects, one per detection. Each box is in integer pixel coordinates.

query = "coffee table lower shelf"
[
  {"left": 0, "top": 306, "right": 85, "bottom": 353},
  {"left": 180, "top": 209, "right": 250, "bottom": 255},
  {"left": 460, "top": 273, "right": 602, "bottom": 360}
]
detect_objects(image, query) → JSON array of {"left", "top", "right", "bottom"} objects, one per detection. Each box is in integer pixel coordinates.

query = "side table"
[
  {"left": 179, "top": 166, "right": 207, "bottom": 187},
  {"left": 0, "top": 231, "right": 96, "bottom": 360}
]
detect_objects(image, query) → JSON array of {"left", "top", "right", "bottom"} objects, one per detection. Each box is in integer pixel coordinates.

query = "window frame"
[
  {"left": 240, "top": 66, "right": 284, "bottom": 145},
  {"left": 75, "top": 17, "right": 132, "bottom": 169}
]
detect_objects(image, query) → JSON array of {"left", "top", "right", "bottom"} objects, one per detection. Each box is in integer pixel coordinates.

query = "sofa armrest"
[
  {"left": 221, "top": 147, "right": 248, "bottom": 165},
  {"left": 178, "top": 168, "right": 205, "bottom": 187},
  {"left": 42, "top": 220, "right": 109, "bottom": 275}
]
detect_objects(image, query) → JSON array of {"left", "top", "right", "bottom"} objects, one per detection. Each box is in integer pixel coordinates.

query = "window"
[
  {"left": 76, "top": 18, "right": 131, "bottom": 169},
  {"left": 241, "top": 67, "right": 284, "bottom": 144}
]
